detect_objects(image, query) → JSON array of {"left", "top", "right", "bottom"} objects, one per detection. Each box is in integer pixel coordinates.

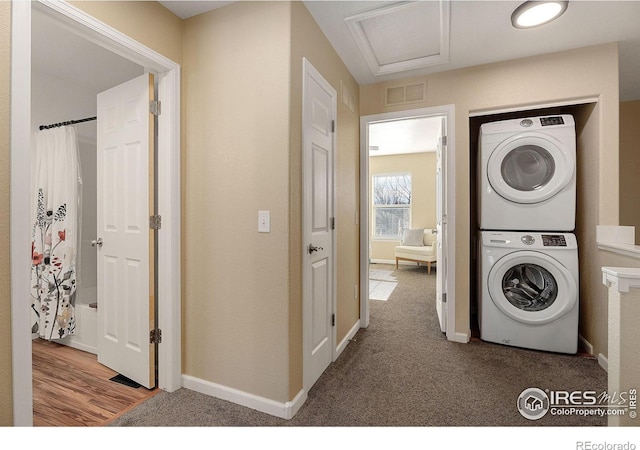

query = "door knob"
[
  {"left": 308, "top": 244, "right": 324, "bottom": 254},
  {"left": 91, "top": 238, "right": 103, "bottom": 248}
]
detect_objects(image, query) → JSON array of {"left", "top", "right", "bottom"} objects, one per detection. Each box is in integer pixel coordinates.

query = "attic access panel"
[{"left": 345, "top": 1, "right": 450, "bottom": 77}]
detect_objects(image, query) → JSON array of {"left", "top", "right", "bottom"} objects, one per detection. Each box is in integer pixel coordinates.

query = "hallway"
[{"left": 107, "top": 264, "right": 607, "bottom": 427}]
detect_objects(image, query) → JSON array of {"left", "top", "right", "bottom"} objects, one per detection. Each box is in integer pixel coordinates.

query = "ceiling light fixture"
[{"left": 511, "top": 1, "right": 568, "bottom": 29}]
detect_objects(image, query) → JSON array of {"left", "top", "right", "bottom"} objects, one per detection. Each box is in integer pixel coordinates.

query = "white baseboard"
[
  {"left": 578, "top": 335, "right": 608, "bottom": 372},
  {"left": 452, "top": 331, "right": 470, "bottom": 343},
  {"left": 370, "top": 259, "right": 425, "bottom": 266},
  {"left": 370, "top": 259, "right": 395, "bottom": 265},
  {"left": 578, "top": 334, "right": 594, "bottom": 355},
  {"left": 335, "top": 320, "right": 360, "bottom": 358},
  {"left": 181, "top": 374, "right": 307, "bottom": 420},
  {"left": 597, "top": 353, "right": 608, "bottom": 373}
]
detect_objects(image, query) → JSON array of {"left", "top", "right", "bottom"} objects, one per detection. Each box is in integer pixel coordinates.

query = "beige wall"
[
  {"left": 182, "top": 1, "right": 292, "bottom": 402},
  {"left": 182, "top": 1, "right": 359, "bottom": 403},
  {"left": 0, "top": 0, "right": 12, "bottom": 428},
  {"left": 290, "top": 1, "right": 360, "bottom": 394},
  {"left": 620, "top": 100, "right": 640, "bottom": 244},
  {"left": 369, "top": 152, "right": 436, "bottom": 261},
  {"left": 361, "top": 43, "right": 619, "bottom": 347}
]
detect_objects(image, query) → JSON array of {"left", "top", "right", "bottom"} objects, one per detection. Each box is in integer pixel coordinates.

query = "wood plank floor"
[{"left": 32, "top": 339, "right": 158, "bottom": 426}]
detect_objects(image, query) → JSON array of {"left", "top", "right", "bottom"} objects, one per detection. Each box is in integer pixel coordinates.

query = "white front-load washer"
[
  {"left": 478, "top": 231, "right": 579, "bottom": 354},
  {"left": 478, "top": 115, "right": 576, "bottom": 231}
]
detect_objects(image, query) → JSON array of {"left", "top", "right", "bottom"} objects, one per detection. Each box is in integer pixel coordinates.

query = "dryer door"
[
  {"left": 487, "top": 132, "right": 574, "bottom": 204},
  {"left": 488, "top": 251, "right": 577, "bottom": 325}
]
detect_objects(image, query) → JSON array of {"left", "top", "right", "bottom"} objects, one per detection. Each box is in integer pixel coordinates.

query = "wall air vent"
[{"left": 384, "top": 82, "right": 427, "bottom": 107}]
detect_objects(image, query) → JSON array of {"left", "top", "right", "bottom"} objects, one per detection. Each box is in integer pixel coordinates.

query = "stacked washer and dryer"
[{"left": 477, "top": 115, "right": 579, "bottom": 354}]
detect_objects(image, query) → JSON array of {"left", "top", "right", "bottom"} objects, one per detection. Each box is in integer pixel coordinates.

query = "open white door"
[
  {"left": 303, "top": 59, "right": 336, "bottom": 391},
  {"left": 435, "top": 116, "right": 447, "bottom": 333},
  {"left": 96, "top": 73, "right": 155, "bottom": 389}
]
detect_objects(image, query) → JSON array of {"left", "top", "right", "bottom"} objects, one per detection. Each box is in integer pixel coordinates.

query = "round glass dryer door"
[
  {"left": 488, "top": 251, "right": 577, "bottom": 325},
  {"left": 487, "top": 132, "right": 574, "bottom": 204}
]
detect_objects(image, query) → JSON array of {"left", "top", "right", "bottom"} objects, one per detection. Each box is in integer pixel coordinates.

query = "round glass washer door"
[
  {"left": 487, "top": 132, "right": 574, "bottom": 204},
  {"left": 488, "top": 251, "right": 577, "bottom": 325}
]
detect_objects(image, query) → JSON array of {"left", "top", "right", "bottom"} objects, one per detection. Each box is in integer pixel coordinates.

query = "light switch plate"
[{"left": 258, "top": 211, "right": 270, "bottom": 233}]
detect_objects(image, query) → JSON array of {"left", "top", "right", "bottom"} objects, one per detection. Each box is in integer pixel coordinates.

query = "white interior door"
[
  {"left": 303, "top": 59, "right": 336, "bottom": 391},
  {"left": 435, "top": 116, "right": 447, "bottom": 333},
  {"left": 96, "top": 73, "right": 155, "bottom": 389}
]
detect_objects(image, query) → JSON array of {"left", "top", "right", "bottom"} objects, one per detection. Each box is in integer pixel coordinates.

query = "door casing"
[
  {"left": 359, "top": 106, "right": 458, "bottom": 341},
  {"left": 10, "top": 1, "right": 182, "bottom": 425}
]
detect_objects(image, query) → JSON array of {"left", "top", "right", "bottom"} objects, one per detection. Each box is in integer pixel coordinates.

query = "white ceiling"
[
  {"left": 160, "top": 0, "right": 640, "bottom": 101},
  {"left": 32, "top": 11, "right": 144, "bottom": 95},
  {"left": 369, "top": 116, "right": 442, "bottom": 156}
]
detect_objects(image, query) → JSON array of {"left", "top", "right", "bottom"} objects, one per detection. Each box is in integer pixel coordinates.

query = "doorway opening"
[
  {"left": 11, "top": 1, "right": 181, "bottom": 425},
  {"left": 359, "top": 106, "right": 456, "bottom": 341}
]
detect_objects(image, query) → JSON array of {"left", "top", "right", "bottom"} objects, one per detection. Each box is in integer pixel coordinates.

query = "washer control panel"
[
  {"left": 542, "top": 234, "right": 567, "bottom": 247},
  {"left": 540, "top": 116, "right": 565, "bottom": 126}
]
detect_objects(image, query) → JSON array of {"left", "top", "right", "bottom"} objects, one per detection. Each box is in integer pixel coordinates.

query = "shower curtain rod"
[{"left": 39, "top": 116, "right": 96, "bottom": 131}]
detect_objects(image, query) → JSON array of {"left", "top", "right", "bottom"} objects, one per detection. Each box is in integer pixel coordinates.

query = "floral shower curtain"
[{"left": 30, "top": 126, "right": 82, "bottom": 340}]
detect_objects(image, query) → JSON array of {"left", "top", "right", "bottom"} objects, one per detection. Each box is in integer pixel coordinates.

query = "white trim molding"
[
  {"left": 182, "top": 375, "right": 307, "bottom": 420},
  {"left": 11, "top": 0, "right": 35, "bottom": 426},
  {"left": 335, "top": 320, "right": 360, "bottom": 358},
  {"left": 597, "top": 353, "right": 608, "bottom": 373},
  {"left": 597, "top": 225, "right": 640, "bottom": 260}
]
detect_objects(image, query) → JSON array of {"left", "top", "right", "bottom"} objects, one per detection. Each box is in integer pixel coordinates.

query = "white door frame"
[
  {"left": 302, "top": 58, "right": 338, "bottom": 392},
  {"left": 359, "top": 105, "right": 457, "bottom": 341},
  {"left": 10, "top": 0, "right": 182, "bottom": 425}
]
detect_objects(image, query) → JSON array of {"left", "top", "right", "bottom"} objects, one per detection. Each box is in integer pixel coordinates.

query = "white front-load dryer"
[
  {"left": 478, "top": 231, "right": 579, "bottom": 354},
  {"left": 478, "top": 115, "right": 576, "bottom": 231}
]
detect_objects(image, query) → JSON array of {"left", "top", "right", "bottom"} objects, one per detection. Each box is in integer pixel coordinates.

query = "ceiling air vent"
[{"left": 385, "top": 82, "right": 426, "bottom": 106}]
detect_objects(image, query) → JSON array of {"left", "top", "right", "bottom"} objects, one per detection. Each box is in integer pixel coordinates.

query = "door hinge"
[
  {"left": 150, "top": 328, "right": 162, "bottom": 344},
  {"left": 150, "top": 215, "right": 162, "bottom": 230},
  {"left": 441, "top": 135, "right": 447, "bottom": 146},
  {"left": 150, "top": 100, "right": 161, "bottom": 116},
  {"left": 442, "top": 293, "right": 447, "bottom": 303},
  {"left": 331, "top": 120, "right": 335, "bottom": 133},
  {"left": 330, "top": 217, "right": 335, "bottom": 230},
  {"left": 332, "top": 314, "right": 335, "bottom": 327}
]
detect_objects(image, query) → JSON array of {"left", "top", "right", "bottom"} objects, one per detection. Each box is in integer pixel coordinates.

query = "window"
[{"left": 372, "top": 173, "right": 412, "bottom": 240}]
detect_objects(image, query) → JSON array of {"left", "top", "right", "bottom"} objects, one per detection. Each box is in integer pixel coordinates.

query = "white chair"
[{"left": 395, "top": 228, "right": 437, "bottom": 274}]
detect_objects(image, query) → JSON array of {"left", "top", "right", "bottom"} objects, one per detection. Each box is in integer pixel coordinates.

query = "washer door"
[
  {"left": 487, "top": 132, "right": 574, "bottom": 204},
  {"left": 488, "top": 251, "right": 577, "bottom": 325}
]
